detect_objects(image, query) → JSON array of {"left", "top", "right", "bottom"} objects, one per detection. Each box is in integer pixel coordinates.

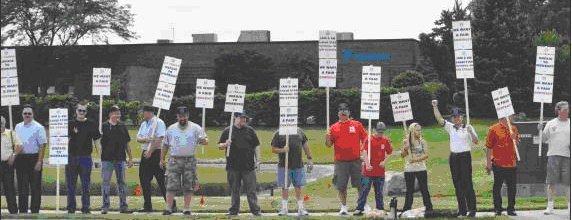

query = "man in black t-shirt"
[
  {"left": 99, "top": 106, "right": 133, "bottom": 214},
  {"left": 66, "top": 103, "right": 101, "bottom": 214},
  {"left": 218, "top": 112, "right": 261, "bottom": 216}
]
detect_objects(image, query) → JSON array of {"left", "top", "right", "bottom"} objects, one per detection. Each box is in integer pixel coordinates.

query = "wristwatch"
[{"left": 307, "top": 156, "right": 313, "bottom": 160}]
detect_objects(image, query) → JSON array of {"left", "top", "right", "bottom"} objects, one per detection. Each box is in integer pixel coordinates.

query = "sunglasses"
[
  {"left": 77, "top": 109, "right": 87, "bottom": 113},
  {"left": 23, "top": 112, "right": 32, "bottom": 116}
]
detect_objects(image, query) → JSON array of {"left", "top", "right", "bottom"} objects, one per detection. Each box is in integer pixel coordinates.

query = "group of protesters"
[{"left": 0, "top": 99, "right": 569, "bottom": 217}]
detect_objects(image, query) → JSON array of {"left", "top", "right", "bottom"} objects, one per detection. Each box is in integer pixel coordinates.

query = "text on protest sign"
[
  {"left": 1, "top": 77, "right": 19, "bottom": 106},
  {"left": 195, "top": 79, "right": 215, "bottom": 109},
  {"left": 452, "top": 20, "right": 472, "bottom": 50},
  {"left": 492, "top": 87, "right": 515, "bottom": 119},
  {"left": 319, "top": 30, "right": 337, "bottom": 59},
  {"left": 279, "top": 78, "right": 298, "bottom": 107},
  {"left": 454, "top": 49, "right": 474, "bottom": 79},
  {"left": 92, "top": 68, "right": 111, "bottom": 96},
  {"left": 390, "top": 92, "right": 413, "bottom": 122},
  {"left": 360, "top": 92, "right": 380, "bottom": 120},
  {"left": 279, "top": 107, "right": 298, "bottom": 135},
  {"left": 535, "top": 46, "right": 555, "bottom": 75},
  {"left": 49, "top": 108, "right": 68, "bottom": 137},
  {"left": 361, "top": 66, "right": 382, "bottom": 93},
  {"left": 224, "top": 84, "right": 246, "bottom": 113},
  {"left": 319, "top": 58, "right": 337, "bottom": 87},
  {"left": 533, "top": 74, "right": 554, "bottom": 103},
  {"left": 152, "top": 81, "right": 176, "bottom": 110},
  {"left": 49, "top": 136, "right": 68, "bottom": 165},
  {"left": 158, "top": 56, "right": 182, "bottom": 85},
  {"left": 1, "top": 49, "right": 17, "bottom": 78}
]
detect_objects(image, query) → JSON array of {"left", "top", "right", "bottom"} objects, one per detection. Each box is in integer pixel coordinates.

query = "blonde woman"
[{"left": 401, "top": 123, "right": 433, "bottom": 212}]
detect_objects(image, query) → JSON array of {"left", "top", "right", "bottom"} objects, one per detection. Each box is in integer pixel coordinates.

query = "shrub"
[{"left": 391, "top": 70, "right": 425, "bottom": 88}]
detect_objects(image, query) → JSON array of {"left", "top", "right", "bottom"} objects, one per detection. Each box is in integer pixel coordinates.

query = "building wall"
[{"left": 5, "top": 39, "right": 421, "bottom": 102}]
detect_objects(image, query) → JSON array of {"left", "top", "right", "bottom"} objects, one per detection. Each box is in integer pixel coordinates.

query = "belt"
[{"left": 450, "top": 151, "right": 471, "bottom": 156}]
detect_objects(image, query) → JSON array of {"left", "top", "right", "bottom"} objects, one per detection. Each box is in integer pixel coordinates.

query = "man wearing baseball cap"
[
  {"left": 218, "top": 111, "right": 262, "bottom": 216},
  {"left": 325, "top": 105, "right": 368, "bottom": 215},
  {"left": 432, "top": 101, "right": 479, "bottom": 217},
  {"left": 160, "top": 106, "right": 207, "bottom": 216}
]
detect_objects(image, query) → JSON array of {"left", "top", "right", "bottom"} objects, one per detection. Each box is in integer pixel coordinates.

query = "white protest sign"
[
  {"left": 492, "top": 87, "right": 515, "bottom": 119},
  {"left": 452, "top": 20, "right": 472, "bottom": 50},
  {"left": 535, "top": 46, "right": 555, "bottom": 75},
  {"left": 195, "top": 78, "right": 215, "bottom": 109},
  {"left": 279, "top": 107, "right": 298, "bottom": 135},
  {"left": 49, "top": 108, "right": 68, "bottom": 137},
  {"left": 279, "top": 78, "right": 298, "bottom": 107},
  {"left": 533, "top": 74, "right": 554, "bottom": 103},
  {"left": 360, "top": 92, "right": 380, "bottom": 120},
  {"left": 92, "top": 68, "right": 111, "bottom": 96},
  {"left": 319, "top": 30, "right": 337, "bottom": 59},
  {"left": 1, "top": 77, "right": 19, "bottom": 106},
  {"left": 390, "top": 92, "right": 413, "bottom": 122},
  {"left": 361, "top": 66, "right": 381, "bottom": 93},
  {"left": 49, "top": 136, "right": 68, "bottom": 165},
  {"left": 319, "top": 58, "right": 337, "bottom": 87},
  {"left": 1, "top": 49, "right": 17, "bottom": 78},
  {"left": 152, "top": 81, "right": 176, "bottom": 110},
  {"left": 224, "top": 84, "right": 246, "bottom": 113},
  {"left": 158, "top": 56, "right": 182, "bottom": 84},
  {"left": 455, "top": 49, "right": 474, "bottom": 78}
]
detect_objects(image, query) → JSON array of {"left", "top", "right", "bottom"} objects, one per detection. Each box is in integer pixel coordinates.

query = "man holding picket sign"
[
  {"left": 486, "top": 87, "right": 520, "bottom": 216},
  {"left": 432, "top": 100, "right": 479, "bottom": 217},
  {"left": 325, "top": 105, "right": 367, "bottom": 215}
]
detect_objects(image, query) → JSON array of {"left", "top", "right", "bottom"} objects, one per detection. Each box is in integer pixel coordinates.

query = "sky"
[{"left": 108, "top": 0, "right": 466, "bottom": 44}]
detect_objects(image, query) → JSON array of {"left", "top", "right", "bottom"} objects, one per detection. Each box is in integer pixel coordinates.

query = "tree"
[
  {"left": 213, "top": 50, "right": 275, "bottom": 93},
  {"left": 391, "top": 70, "right": 425, "bottom": 88},
  {"left": 284, "top": 55, "right": 318, "bottom": 89},
  {"left": 1, "top": 0, "right": 136, "bottom": 46}
]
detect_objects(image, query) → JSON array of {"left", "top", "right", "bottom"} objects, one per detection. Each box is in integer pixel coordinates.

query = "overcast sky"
[{"left": 110, "top": 0, "right": 466, "bottom": 44}]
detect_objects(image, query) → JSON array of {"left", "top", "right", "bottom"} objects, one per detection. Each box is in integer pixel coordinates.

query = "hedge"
[{"left": 0, "top": 82, "right": 450, "bottom": 128}]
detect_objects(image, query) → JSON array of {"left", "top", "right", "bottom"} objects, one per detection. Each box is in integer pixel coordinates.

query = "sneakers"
[
  {"left": 278, "top": 208, "right": 288, "bottom": 216},
  {"left": 100, "top": 209, "right": 108, "bottom": 215},
  {"left": 162, "top": 210, "right": 172, "bottom": 215},
  {"left": 298, "top": 207, "right": 309, "bottom": 216},
  {"left": 339, "top": 206, "right": 349, "bottom": 215},
  {"left": 544, "top": 207, "right": 554, "bottom": 215},
  {"left": 353, "top": 209, "right": 365, "bottom": 216},
  {"left": 183, "top": 211, "right": 192, "bottom": 216}
]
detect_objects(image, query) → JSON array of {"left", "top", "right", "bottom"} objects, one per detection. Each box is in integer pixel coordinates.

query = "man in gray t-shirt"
[{"left": 541, "top": 101, "right": 571, "bottom": 215}]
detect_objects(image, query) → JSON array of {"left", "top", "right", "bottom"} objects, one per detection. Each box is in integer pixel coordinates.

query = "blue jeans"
[
  {"left": 357, "top": 176, "right": 385, "bottom": 211},
  {"left": 65, "top": 156, "right": 92, "bottom": 212},
  {"left": 101, "top": 161, "right": 128, "bottom": 210}
]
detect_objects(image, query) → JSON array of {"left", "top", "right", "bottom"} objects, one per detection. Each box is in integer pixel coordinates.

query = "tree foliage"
[{"left": 1, "top": 0, "right": 136, "bottom": 46}]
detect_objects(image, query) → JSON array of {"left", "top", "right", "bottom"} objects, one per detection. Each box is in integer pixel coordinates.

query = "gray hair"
[
  {"left": 1, "top": 116, "right": 5, "bottom": 128},
  {"left": 555, "top": 101, "right": 569, "bottom": 114}
]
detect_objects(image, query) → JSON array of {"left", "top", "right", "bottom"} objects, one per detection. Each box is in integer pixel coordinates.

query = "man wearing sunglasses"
[
  {"left": 14, "top": 104, "right": 47, "bottom": 214},
  {"left": 66, "top": 102, "right": 101, "bottom": 214}
]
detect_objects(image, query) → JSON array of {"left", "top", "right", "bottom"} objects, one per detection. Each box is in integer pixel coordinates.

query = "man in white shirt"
[
  {"left": 541, "top": 101, "right": 570, "bottom": 215},
  {"left": 432, "top": 100, "right": 479, "bottom": 217},
  {"left": 1, "top": 116, "right": 22, "bottom": 214}
]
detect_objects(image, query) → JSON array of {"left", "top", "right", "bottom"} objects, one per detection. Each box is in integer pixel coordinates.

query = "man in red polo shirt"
[
  {"left": 486, "top": 116, "right": 520, "bottom": 216},
  {"left": 326, "top": 105, "right": 368, "bottom": 215}
]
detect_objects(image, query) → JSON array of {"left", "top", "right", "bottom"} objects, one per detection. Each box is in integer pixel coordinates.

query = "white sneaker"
[
  {"left": 298, "top": 207, "right": 309, "bottom": 216},
  {"left": 364, "top": 204, "right": 372, "bottom": 213},
  {"left": 543, "top": 207, "right": 554, "bottom": 215},
  {"left": 339, "top": 206, "right": 348, "bottom": 215},
  {"left": 278, "top": 207, "right": 288, "bottom": 216}
]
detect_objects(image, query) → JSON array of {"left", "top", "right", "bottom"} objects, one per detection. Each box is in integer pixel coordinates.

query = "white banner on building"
[
  {"left": 492, "top": 87, "right": 515, "bottom": 119},
  {"left": 535, "top": 46, "right": 555, "bottom": 75},
  {"left": 361, "top": 66, "right": 382, "bottom": 93},
  {"left": 319, "top": 58, "right": 337, "bottom": 87},
  {"left": 152, "top": 81, "right": 176, "bottom": 110},
  {"left": 455, "top": 49, "right": 474, "bottom": 79},
  {"left": 279, "top": 107, "right": 298, "bottom": 135},
  {"left": 1, "top": 77, "right": 19, "bottom": 106},
  {"left": 319, "top": 30, "right": 337, "bottom": 59},
  {"left": 158, "top": 56, "right": 182, "bottom": 85},
  {"left": 390, "top": 92, "right": 414, "bottom": 122},
  {"left": 279, "top": 78, "right": 298, "bottom": 107},
  {"left": 195, "top": 78, "right": 215, "bottom": 109},
  {"left": 49, "top": 136, "right": 68, "bottom": 165},
  {"left": 92, "top": 68, "right": 111, "bottom": 96},
  {"left": 360, "top": 92, "right": 380, "bottom": 120},
  {"left": 533, "top": 74, "right": 554, "bottom": 103},
  {"left": 1, "top": 49, "right": 17, "bottom": 78},
  {"left": 224, "top": 84, "right": 246, "bottom": 113},
  {"left": 452, "top": 20, "right": 472, "bottom": 50}
]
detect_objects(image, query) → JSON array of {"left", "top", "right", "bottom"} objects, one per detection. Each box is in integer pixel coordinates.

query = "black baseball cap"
[
  {"left": 142, "top": 105, "right": 155, "bottom": 112},
  {"left": 177, "top": 106, "right": 189, "bottom": 116},
  {"left": 450, "top": 107, "right": 464, "bottom": 117}
]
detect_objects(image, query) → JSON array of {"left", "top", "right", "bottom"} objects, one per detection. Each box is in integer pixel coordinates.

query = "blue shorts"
[{"left": 277, "top": 167, "right": 306, "bottom": 187}]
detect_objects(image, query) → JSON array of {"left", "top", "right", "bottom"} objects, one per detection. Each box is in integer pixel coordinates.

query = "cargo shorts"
[
  {"left": 166, "top": 156, "right": 198, "bottom": 192},
  {"left": 546, "top": 155, "right": 571, "bottom": 186}
]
